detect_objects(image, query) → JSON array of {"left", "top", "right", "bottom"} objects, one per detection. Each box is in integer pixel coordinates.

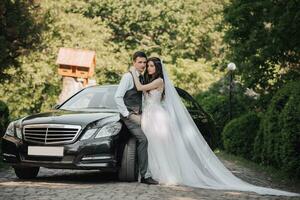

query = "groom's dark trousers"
[{"left": 121, "top": 114, "right": 148, "bottom": 178}]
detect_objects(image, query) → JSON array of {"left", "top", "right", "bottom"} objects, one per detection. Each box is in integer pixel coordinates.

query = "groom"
[{"left": 114, "top": 51, "right": 158, "bottom": 185}]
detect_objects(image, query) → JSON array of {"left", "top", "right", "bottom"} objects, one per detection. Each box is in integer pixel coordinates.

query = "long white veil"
[{"left": 160, "top": 60, "right": 299, "bottom": 196}]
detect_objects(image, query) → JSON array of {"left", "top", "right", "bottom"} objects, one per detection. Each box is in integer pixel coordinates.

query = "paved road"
[{"left": 0, "top": 157, "right": 299, "bottom": 200}]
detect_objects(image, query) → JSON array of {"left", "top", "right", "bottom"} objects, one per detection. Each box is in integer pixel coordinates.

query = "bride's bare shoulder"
[
  {"left": 155, "top": 78, "right": 164, "bottom": 91},
  {"left": 155, "top": 77, "right": 164, "bottom": 83}
]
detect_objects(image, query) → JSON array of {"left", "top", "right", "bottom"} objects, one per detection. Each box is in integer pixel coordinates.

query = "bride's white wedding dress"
[
  {"left": 142, "top": 89, "right": 182, "bottom": 184},
  {"left": 140, "top": 66, "right": 299, "bottom": 196}
]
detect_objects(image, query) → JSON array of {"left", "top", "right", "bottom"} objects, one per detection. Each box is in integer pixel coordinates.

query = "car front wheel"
[
  {"left": 14, "top": 166, "right": 40, "bottom": 179},
  {"left": 118, "top": 137, "right": 138, "bottom": 182}
]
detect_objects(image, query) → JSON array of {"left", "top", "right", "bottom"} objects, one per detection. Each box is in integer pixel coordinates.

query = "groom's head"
[{"left": 132, "top": 51, "right": 147, "bottom": 73}]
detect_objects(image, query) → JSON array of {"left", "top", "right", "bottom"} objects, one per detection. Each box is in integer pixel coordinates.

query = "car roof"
[
  {"left": 85, "top": 84, "right": 118, "bottom": 89},
  {"left": 86, "top": 84, "right": 181, "bottom": 91}
]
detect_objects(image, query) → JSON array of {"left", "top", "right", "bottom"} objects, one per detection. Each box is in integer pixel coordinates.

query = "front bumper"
[{"left": 1, "top": 134, "right": 122, "bottom": 171}]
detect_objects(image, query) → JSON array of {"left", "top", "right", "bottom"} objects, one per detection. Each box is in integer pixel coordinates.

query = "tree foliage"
[
  {"left": 0, "top": 0, "right": 127, "bottom": 119},
  {"left": 0, "top": 0, "right": 224, "bottom": 119},
  {"left": 223, "top": 0, "right": 300, "bottom": 92},
  {"left": 71, "top": 0, "right": 226, "bottom": 63},
  {"left": 169, "top": 59, "right": 223, "bottom": 95},
  {"left": 0, "top": 0, "right": 43, "bottom": 81}
]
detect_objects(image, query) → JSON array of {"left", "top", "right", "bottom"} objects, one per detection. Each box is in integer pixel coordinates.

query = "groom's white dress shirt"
[
  {"left": 115, "top": 69, "right": 152, "bottom": 178},
  {"left": 114, "top": 70, "right": 140, "bottom": 118}
]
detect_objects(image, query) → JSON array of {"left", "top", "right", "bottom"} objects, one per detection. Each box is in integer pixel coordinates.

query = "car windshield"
[{"left": 59, "top": 86, "right": 118, "bottom": 111}]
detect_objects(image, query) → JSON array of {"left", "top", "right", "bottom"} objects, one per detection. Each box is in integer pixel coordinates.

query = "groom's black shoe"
[{"left": 141, "top": 177, "right": 158, "bottom": 185}]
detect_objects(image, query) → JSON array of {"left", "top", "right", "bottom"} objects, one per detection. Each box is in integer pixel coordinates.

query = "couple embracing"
[{"left": 114, "top": 51, "right": 299, "bottom": 196}]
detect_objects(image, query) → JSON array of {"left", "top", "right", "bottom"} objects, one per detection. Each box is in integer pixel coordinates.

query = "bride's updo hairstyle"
[{"left": 144, "top": 57, "right": 165, "bottom": 99}]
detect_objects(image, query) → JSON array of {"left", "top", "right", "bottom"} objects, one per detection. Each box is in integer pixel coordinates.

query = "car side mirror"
[{"left": 52, "top": 104, "right": 60, "bottom": 109}]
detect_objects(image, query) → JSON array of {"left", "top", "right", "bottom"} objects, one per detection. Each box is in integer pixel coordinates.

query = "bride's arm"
[{"left": 130, "top": 69, "right": 163, "bottom": 91}]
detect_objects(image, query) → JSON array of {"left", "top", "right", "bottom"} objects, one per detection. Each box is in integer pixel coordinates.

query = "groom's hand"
[{"left": 128, "top": 113, "right": 141, "bottom": 125}]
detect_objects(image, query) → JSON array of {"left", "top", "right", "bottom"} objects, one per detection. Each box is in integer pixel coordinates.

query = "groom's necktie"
[
  {"left": 138, "top": 75, "right": 144, "bottom": 114},
  {"left": 139, "top": 75, "right": 144, "bottom": 84}
]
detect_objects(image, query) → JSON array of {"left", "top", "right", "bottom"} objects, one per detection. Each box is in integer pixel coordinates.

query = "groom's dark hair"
[{"left": 132, "top": 51, "right": 147, "bottom": 61}]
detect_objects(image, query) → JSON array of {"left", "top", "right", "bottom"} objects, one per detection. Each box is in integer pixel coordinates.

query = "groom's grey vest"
[{"left": 123, "top": 73, "right": 143, "bottom": 114}]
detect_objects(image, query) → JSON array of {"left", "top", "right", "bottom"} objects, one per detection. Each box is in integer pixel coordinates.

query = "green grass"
[{"left": 215, "top": 150, "right": 300, "bottom": 191}]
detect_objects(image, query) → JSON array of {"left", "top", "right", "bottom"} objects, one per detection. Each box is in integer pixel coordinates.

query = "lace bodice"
[{"left": 143, "top": 89, "right": 163, "bottom": 107}]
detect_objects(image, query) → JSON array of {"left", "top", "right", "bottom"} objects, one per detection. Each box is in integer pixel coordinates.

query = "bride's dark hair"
[{"left": 144, "top": 57, "right": 165, "bottom": 99}]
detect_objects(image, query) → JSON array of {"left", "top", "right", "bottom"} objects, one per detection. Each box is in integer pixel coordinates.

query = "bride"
[{"left": 129, "top": 57, "right": 299, "bottom": 196}]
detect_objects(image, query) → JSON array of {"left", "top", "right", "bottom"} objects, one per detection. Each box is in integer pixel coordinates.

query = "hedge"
[
  {"left": 253, "top": 81, "right": 300, "bottom": 178},
  {"left": 222, "top": 112, "right": 260, "bottom": 159}
]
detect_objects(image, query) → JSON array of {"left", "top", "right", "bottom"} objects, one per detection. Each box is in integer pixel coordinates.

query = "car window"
[
  {"left": 60, "top": 86, "right": 118, "bottom": 110},
  {"left": 178, "top": 93, "right": 198, "bottom": 110}
]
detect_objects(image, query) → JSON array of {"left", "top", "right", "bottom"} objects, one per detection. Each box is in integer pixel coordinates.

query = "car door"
[{"left": 176, "top": 87, "right": 215, "bottom": 148}]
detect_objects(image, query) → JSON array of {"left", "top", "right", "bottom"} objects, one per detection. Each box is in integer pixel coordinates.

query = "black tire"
[
  {"left": 14, "top": 166, "right": 39, "bottom": 179},
  {"left": 118, "top": 137, "right": 138, "bottom": 182}
]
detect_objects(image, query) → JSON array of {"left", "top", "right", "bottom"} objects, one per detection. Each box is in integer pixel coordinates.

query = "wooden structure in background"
[{"left": 56, "top": 47, "right": 96, "bottom": 86}]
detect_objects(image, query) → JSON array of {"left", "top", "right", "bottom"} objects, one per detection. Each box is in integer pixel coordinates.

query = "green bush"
[
  {"left": 0, "top": 100, "right": 9, "bottom": 138},
  {"left": 280, "top": 92, "right": 300, "bottom": 177},
  {"left": 197, "top": 94, "right": 227, "bottom": 148},
  {"left": 222, "top": 112, "right": 260, "bottom": 159},
  {"left": 0, "top": 100, "right": 9, "bottom": 160},
  {"left": 196, "top": 79, "right": 252, "bottom": 148},
  {"left": 253, "top": 81, "right": 300, "bottom": 178}
]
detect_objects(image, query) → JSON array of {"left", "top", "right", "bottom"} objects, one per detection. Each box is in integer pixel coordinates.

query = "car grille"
[{"left": 23, "top": 124, "right": 81, "bottom": 144}]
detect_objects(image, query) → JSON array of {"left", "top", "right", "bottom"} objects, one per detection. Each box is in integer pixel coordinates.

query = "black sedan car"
[{"left": 1, "top": 85, "right": 216, "bottom": 181}]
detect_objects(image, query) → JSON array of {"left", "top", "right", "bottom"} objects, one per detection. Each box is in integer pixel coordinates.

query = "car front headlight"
[
  {"left": 80, "top": 128, "right": 98, "bottom": 141},
  {"left": 5, "top": 122, "right": 15, "bottom": 136},
  {"left": 95, "top": 122, "right": 122, "bottom": 138},
  {"left": 15, "top": 127, "right": 22, "bottom": 139},
  {"left": 4, "top": 119, "right": 24, "bottom": 139},
  {"left": 15, "top": 119, "right": 23, "bottom": 139}
]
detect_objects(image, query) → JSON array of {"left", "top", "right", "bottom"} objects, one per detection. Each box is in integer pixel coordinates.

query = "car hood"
[{"left": 22, "top": 109, "right": 120, "bottom": 127}]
